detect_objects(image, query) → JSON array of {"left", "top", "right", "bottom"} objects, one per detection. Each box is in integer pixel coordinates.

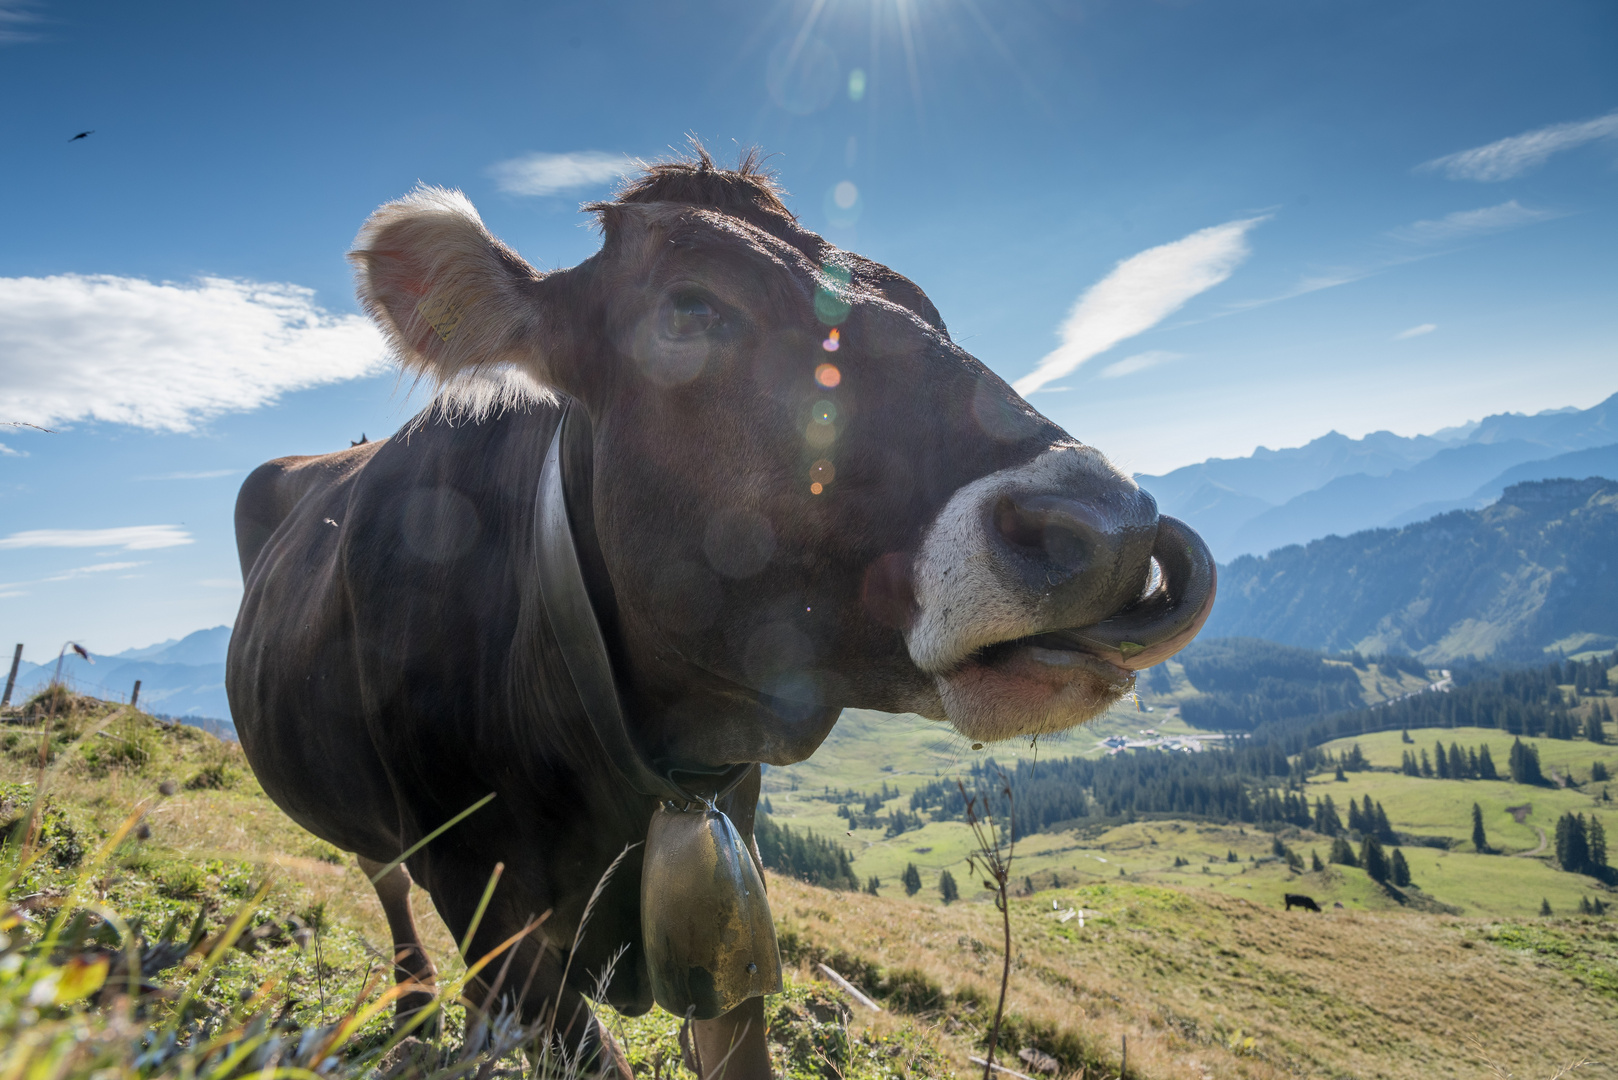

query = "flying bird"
[{"left": 69, "top": 130, "right": 94, "bottom": 141}]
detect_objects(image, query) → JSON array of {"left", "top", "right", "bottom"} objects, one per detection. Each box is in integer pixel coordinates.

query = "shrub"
[{"left": 184, "top": 762, "right": 240, "bottom": 790}]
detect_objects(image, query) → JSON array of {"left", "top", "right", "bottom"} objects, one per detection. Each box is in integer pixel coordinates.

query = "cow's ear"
[{"left": 350, "top": 186, "right": 566, "bottom": 392}]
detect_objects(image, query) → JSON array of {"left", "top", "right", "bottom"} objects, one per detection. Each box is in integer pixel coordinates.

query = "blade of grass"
[
  {"left": 367, "top": 793, "right": 497, "bottom": 886},
  {"left": 459, "top": 863, "right": 505, "bottom": 957}
]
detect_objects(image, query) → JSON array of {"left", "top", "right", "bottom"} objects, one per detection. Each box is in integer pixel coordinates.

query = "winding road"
[{"left": 1512, "top": 826, "right": 1549, "bottom": 858}]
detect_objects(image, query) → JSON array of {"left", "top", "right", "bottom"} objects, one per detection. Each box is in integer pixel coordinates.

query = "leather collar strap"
[{"left": 535, "top": 402, "right": 753, "bottom": 805}]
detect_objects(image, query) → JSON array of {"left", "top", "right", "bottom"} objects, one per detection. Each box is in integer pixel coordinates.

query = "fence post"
[
  {"left": 1, "top": 644, "right": 20, "bottom": 708},
  {"left": 130, "top": 679, "right": 142, "bottom": 709}
]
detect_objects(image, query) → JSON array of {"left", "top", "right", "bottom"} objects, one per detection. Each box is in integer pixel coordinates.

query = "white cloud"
[
  {"left": 489, "top": 151, "right": 634, "bottom": 196},
  {"left": 0, "top": 2, "right": 42, "bottom": 45},
  {"left": 1100, "top": 351, "right": 1181, "bottom": 379},
  {"left": 0, "top": 441, "right": 23, "bottom": 457},
  {"left": 0, "top": 525, "right": 193, "bottom": 550},
  {"left": 0, "top": 274, "right": 387, "bottom": 432},
  {"left": 1395, "top": 323, "right": 1437, "bottom": 340},
  {"left": 0, "top": 561, "right": 146, "bottom": 595},
  {"left": 1421, "top": 110, "right": 1618, "bottom": 181},
  {"left": 1014, "top": 217, "right": 1266, "bottom": 396},
  {"left": 1390, "top": 200, "right": 1561, "bottom": 245},
  {"left": 137, "top": 469, "right": 240, "bottom": 481}
]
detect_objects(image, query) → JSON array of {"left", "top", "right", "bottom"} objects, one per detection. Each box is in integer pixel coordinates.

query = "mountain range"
[
  {"left": 6, "top": 625, "right": 232, "bottom": 735},
  {"left": 1204, "top": 476, "right": 1618, "bottom": 663},
  {"left": 1140, "top": 392, "right": 1618, "bottom": 559}
]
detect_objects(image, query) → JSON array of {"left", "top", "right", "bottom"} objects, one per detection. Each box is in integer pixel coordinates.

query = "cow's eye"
[{"left": 668, "top": 293, "right": 720, "bottom": 336}]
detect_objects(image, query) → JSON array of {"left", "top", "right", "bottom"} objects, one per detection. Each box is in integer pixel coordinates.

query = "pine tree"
[
  {"left": 1478, "top": 744, "right": 1499, "bottom": 780},
  {"left": 1420, "top": 750, "right": 1433, "bottom": 777},
  {"left": 1374, "top": 801, "right": 1396, "bottom": 844},
  {"left": 1334, "top": 763, "right": 1347, "bottom": 782},
  {"left": 1586, "top": 708, "right": 1607, "bottom": 744},
  {"left": 1315, "top": 796, "right": 1343, "bottom": 836},
  {"left": 1024, "top": 875, "right": 1035, "bottom": 895},
  {"left": 1361, "top": 836, "right": 1390, "bottom": 883},
  {"left": 1401, "top": 729, "right": 1414, "bottom": 744},
  {"left": 1390, "top": 848, "right": 1411, "bottom": 887},
  {"left": 1347, "top": 799, "right": 1365, "bottom": 834},
  {"left": 1311, "top": 849, "right": 1324, "bottom": 872},
  {"left": 1555, "top": 812, "right": 1590, "bottom": 874},
  {"left": 866, "top": 875, "right": 881, "bottom": 895},
  {"left": 1468, "top": 747, "right": 1480, "bottom": 776},
  {"left": 938, "top": 869, "right": 959, "bottom": 904},
  {"left": 1472, "top": 802, "right": 1489, "bottom": 853},
  {"left": 1329, "top": 836, "right": 1358, "bottom": 868},
  {"left": 902, "top": 862, "right": 922, "bottom": 896},
  {"left": 1540, "top": 897, "right": 1553, "bottom": 916},
  {"left": 1509, "top": 738, "right": 1545, "bottom": 785},
  {"left": 1227, "top": 849, "right": 1239, "bottom": 862},
  {"left": 1450, "top": 742, "right": 1467, "bottom": 778},
  {"left": 1590, "top": 814, "right": 1607, "bottom": 870}
]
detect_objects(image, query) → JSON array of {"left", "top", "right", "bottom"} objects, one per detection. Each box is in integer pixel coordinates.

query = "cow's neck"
[{"left": 535, "top": 402, "right": 771, "bottom": 804}]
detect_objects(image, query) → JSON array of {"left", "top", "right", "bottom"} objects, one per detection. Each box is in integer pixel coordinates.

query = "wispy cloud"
[
  {"left": 137, "top": 469, "right": 240, "bottom": 481},
  {"left": 1420, "top": 110, "right": 1618, "bottom": 181},
  {"left": 0, "top": 561, "right": 147, "bottom": 595},
  {"left": 1014, "top": 217, "right": 1266, "bottom": 395},
  {"left": 0, "top": 274, "right": 387, "bottom": 431},
  {"left": 488, "top": 151, "right": 634, "bottom": 196},
  {"left": 1395, "top": 323, "right": 1436, "bottom": 340},
  {"left": 0, "top": 441, "right": 23, "bottom": 457},
  {"left": 1389, "top": 200, "right": 1561, "bottom": 245},
  {"left": 0, "top": 525, "right": 193, "bottom": 550},
  {"left": 1100, "top": 351, "right": 1181, "bottom": 379},
  {"left": 0, "top": 2, "right": 44, "bottom": 45}
]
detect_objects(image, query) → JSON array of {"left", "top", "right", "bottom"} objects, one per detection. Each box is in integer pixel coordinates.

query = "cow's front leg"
[
  {"left": 357, "top": 855, "right": 439, "bottom": 1028},
  {"left": 693, "top": 996, "right": 770, "bottom": 1079}
]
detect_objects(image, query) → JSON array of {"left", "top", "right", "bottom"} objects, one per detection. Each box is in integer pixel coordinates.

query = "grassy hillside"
[{"left": 6, "top": 689, "right": 1616, "bottom": 1079}]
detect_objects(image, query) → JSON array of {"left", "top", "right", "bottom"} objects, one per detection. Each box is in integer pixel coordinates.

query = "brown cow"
[{"left": 227, "top": 149, "right": 1214, "bottom": 1077}]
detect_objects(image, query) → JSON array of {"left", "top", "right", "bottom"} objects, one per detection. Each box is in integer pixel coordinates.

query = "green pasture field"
[
  {"left": 1318, "top": 725, "right": 1615, "bottom": 785},
  {"left": 767, "top": 709, "right": 1618, "bottom": 922}
]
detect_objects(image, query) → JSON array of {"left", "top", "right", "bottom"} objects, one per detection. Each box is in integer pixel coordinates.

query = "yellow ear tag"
[{"left": 416, "top": 296, "right": 464, "bottom": 343}]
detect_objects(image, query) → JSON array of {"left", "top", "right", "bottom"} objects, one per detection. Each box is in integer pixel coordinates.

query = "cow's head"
[{"left": 350, "top": 150, "right": 1213, "bottom": 756}]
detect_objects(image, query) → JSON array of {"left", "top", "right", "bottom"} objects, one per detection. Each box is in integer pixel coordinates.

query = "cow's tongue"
[{"left": 1018, "top": 515, "right": 1216, "bottom": 672}]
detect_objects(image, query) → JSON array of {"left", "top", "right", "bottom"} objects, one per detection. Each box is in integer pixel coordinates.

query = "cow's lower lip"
[
  {"left": 975, "top": 636, "right": 1133, "bottom": 683},
  {"left": 934, "top": 637, "right": 1134, "bottom": 743}
]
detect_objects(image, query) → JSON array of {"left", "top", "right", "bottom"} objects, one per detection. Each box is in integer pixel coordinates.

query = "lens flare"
[
  {"left": 815, "top": 363, "right": 841, "bottom": 387},
  {"left": 822, "top": 328, "right": 840, "bottom": 352},
  {"left": 810, "top": 482, "right": 824, "bottom": 495}
]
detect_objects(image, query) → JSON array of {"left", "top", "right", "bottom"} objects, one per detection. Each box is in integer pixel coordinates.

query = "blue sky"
[{"left": 1, "top": 0, "right": 1615, "bottom": 660}]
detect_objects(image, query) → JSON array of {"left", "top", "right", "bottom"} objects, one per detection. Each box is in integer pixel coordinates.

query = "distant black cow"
[{"left": 1285, "top": 893, "right": 1322, "bottom": 912}]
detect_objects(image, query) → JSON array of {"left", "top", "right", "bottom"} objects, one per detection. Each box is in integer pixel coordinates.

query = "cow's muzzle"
[{"left": 1014, "top": 515, "right": 1216, "bottom": 672}]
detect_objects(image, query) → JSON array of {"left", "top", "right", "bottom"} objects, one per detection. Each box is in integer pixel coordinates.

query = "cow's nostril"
[
  {"left": 993, "top": 495, "right": 1044, "bottom": 551},
  {"left": 1042, "top": 521, "right": 1090, "bottom": 571},
  {"left": 992, "top": 495, "right": 1098, "bottom": 575}
]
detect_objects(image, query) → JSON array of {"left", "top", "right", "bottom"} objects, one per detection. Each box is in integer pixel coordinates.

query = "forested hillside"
[{"left": 1205, "top": 477, "right": 1618, "bottom": 662}]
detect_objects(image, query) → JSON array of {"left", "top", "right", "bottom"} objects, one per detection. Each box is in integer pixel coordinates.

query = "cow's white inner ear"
[{"left": 351, "top": 185, "right": 557, "bottom": 407}]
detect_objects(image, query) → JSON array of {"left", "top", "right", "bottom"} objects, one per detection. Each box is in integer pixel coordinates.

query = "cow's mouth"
[{"left": 933, "top": 516, "right": 1216, "bottom": 742}]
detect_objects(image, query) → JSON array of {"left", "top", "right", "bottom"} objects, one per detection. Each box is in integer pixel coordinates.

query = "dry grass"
[
  {"left": 8, "top": 699, "right": 1613, "bottom": 1080},
  {"left": 768, "top": 874, "right": 1618, "bottom": 1080}
]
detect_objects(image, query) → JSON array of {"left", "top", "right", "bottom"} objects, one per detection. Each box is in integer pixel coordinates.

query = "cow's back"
[{"left": 226, "top": 409, "right": 562, "bottom": 859}]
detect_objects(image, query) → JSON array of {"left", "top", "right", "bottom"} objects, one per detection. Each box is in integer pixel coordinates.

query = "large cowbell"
[
  {"left": 533, "top": 407, "right": 783, "bottom": 1022},
  {"left": 641, "top": 802, "right": 783, "bottom": 1019}
]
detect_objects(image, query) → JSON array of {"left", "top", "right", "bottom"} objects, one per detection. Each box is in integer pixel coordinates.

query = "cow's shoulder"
[{"left": 235, "top": 441, "right": 385, "bottom": 577}]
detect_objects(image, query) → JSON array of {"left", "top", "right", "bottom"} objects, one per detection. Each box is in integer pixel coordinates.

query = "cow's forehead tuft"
[{"left": 587, "top": 149, "right": 822, "bottom": 258}]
